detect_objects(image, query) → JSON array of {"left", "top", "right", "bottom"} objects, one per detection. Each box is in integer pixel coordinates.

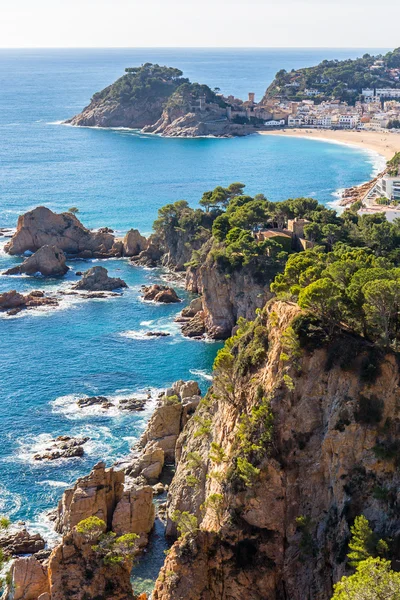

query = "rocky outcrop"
[
  {"left": 49, "top": 523, "right": 136, "bottom": 600},
  {"left": 0, "top": 529, "right": 45, "bottom": 556},
  {"left": 0, "top": 290, "right": 58, "bottom": 316},
  {"left": 33, "top": 436, "right": 89, "bottom": 461},
  {"left": 142, "top": 284, "right": 180, "bottom": 303},
  {"left": 112, "top": 486, "right": 155, "bottom": 536},
  {"left": 3, "top": 555, "right": 50, "bottom": 600},
  {"left": 122, "top": 229, "right": 148, "bottom": 257},
  {"left": 176, "top": 297, "right": 206, "bottom": 338},
  {"left": 4, "top": 207, "right": 118, "bottom": 258},
  {"left": 153, "top": 301, "right": 400, "bottom": 600},
  {"left": 127, "top": 381, "right": 201, "bottom": 485},
  {"left": 184, "top": 256, "right": 277, "bottom": 339},
  {"left": 4, "top": 245, "right": 69, "bottom": 277},
  {"left": 73, "top": 267, "right": 127, "bottom": 292},
  {"left": 55, "top": 462, "right": 124, "bottom": 534}
]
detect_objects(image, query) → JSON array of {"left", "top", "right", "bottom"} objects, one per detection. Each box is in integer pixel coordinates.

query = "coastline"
[{"left": 259, "top": 128, "right": 400, "bottom": 161}]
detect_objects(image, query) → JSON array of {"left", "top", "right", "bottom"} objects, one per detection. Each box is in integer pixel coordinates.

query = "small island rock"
[
  {"left": 142, "top": 284, "right": 180, "bottom": 303},
  {"left": 4, "top": 245, "right": 69, "bottom": 277},
  {"left": 73, "top": 266, "right": 127, "bottom": 292}
]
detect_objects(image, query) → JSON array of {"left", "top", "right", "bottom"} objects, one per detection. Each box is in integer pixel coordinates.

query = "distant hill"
[{"left": 262, "top": 47, "right": 400, "bottom": 105}]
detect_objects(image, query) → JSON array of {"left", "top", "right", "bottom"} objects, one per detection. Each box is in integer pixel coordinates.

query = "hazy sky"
[{"left": 1, "top": 0, "right": 399, "bottom": 48}]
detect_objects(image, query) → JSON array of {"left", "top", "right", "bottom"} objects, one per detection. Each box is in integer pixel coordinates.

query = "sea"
[{"left": 0, "top": 47, "right": 389, "bottom": 590}]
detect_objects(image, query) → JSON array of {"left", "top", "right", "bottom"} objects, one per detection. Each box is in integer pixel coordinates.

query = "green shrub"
[
  {"left": 171, "top": 510, "right": 198, "bottom": 538},
  {"left": 76, "top": 516, "right": 106, "bottom": 541}
]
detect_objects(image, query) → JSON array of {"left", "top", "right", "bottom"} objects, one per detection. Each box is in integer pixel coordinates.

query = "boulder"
[
  {"left": 123, "top": 229, "right": 148, "bottom": 257},
  {"left": 55, "top": 462, "right": 124, "bottom": 533},
  {"left": 181, "top": 311, "right": 206, "bottom": 338},
  {"left": 73, "top": 266, "right": 127, "bottom": 292},
  {"left": 2, "top": 556, "right": 49, "bottom": 600},
  {"left": 4, "top": 245, "right": 68, "bottom": 277},
  {"left": 142, "top": 284, "right": 181, "bottom": 303},
  {"left": 0, "top": 529, "right": 45, "bottom": 555},
  {"left": 180, "top": 297, "right": 202, "bottom": 318},
  {"left": 4, "top": 207, "right": 116, "bottom": 257},
  {"left": 112, "top": 486, "right": 155, "bottom": 536}
]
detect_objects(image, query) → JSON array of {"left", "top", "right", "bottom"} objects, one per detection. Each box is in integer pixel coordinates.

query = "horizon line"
[{"left": 0, "top": 45, "right": 392, "bottom": 50}]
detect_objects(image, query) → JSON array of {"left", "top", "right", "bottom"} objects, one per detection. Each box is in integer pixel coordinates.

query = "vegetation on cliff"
[
  {"left": 92, "top": 63, "right": 188, "bottom": 105},
  {"left": 263, "top": 47, "right": 400, "bottom": 104}
]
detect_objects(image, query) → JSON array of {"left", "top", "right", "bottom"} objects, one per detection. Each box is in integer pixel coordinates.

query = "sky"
[{"left": 0, "top": 0, "right": 399, "bottom": 49}]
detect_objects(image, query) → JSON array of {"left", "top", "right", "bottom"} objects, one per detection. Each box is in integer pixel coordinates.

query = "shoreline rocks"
[
  {"left": 0, "top": 290, "right": 58, "bottom": 316},
  {"left": 0, "top": 529, "right": 46, "bottom": 556},
  {"left": 4, "top": 245, "right": 69, "bottom": 277}
]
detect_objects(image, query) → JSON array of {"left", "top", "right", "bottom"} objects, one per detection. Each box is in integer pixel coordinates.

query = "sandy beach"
[{"left": 260, "top": 128, "right": 400, "bottom": 160}]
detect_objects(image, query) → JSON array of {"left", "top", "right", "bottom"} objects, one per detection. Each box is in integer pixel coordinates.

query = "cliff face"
[
  {"left": 186, "top": 254, "right": 277, "bottom": 339},
  {"left": 153, "top": 301, "right": 400, "bottom": 600},
  {"left": 66, "top": 94, "right": 168, "bottom": 129}
]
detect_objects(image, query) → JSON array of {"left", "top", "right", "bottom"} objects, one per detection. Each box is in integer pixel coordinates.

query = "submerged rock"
[
  {"left": 33, "top": 436, "right": 89, "bottom": 461},
  {"left": 4, "top": 245, "right": 69, "bottom": 277},
  {"left": 77, "top": 396, "right": 113, "bottom": 409},
  {"left": 142, "top": 284, "right": 181, "bottom": 303},
  {"left": 73, "top": 266, "right": 127, "bottom": 292},
  {"left": 144, "top": 331, "right": 171, "bottom": 337}
]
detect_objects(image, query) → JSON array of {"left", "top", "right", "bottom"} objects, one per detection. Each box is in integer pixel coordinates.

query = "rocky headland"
[
  {"left": 66, "top": 63, "right": 263, "bottom": 138},
  {"left": 2, "top": 380, "right": 202, "bottom": 600}
]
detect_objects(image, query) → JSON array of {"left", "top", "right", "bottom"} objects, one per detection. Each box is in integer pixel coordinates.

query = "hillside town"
[{"left": 239, "top": 87, "right": 400, "bottom": 131}]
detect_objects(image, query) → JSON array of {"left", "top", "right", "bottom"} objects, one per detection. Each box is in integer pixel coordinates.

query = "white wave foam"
[
  {"left": 38, "top": 480, "right": 70, "bottom": 488},
  {"left": 0, "top": 484, "right": 22, "bottom": 516},
  {"left": 26, "top": 511, "right": 61, "bottom": 548},
  {"left": 189, "top": 369, "right": 213, "bottom": 381},
  {"left": 50, "top": 387, "right": 163, "bottom": 421}
]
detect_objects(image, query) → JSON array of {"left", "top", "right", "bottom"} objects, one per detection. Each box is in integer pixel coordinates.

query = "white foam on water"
[
  {"left": 190, "top": 369, "right": 213, "bottom": 381},
  {"left": 38, "top": 480, "right": 70, "bottom": 489},
  {"left": 0, "top": 484, "right": 22, "bottom": 516},
  {"left": 26, "top": 511, "right": 61, "bottom": 549}
]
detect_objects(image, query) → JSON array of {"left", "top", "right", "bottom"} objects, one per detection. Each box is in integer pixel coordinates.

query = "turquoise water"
[{"left": 0, "top": 48, "right": 387, "bottom": 541}]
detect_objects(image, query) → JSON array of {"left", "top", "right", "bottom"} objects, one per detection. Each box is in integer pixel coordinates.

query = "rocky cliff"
[{"left": 153, "top": 301, "right": 400, "bottom": 600}]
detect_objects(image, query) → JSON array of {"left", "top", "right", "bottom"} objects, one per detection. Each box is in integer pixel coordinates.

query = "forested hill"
[{"left": 262, "top": 47, "right": 400, "bottom": 105}]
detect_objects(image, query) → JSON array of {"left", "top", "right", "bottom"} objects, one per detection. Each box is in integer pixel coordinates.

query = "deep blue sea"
[{"left": 0, "top": 48, "right": 388, "bottom": 560}]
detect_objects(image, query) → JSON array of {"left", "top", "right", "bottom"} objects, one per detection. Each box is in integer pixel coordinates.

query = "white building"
[
  {"left": 304, "top": 89, "right": 320, "bottom": 97},
  {"left": 288, "top": 115, "right": 304, "bottom": 127},
  {"left": 362, "top": 88, "right": 375, "bottom": 101},
  {"left": 264, "top": 119, "right": 285, "bottom": 127},
  {"left": 376, "top": 174, "right": 400, "bottom": 201},
  {"left": 338, "top": 114, "right": 360, "bottom": 128},
  {"left": 375, "top": 88, "right": 400, "bottom": 99}
]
